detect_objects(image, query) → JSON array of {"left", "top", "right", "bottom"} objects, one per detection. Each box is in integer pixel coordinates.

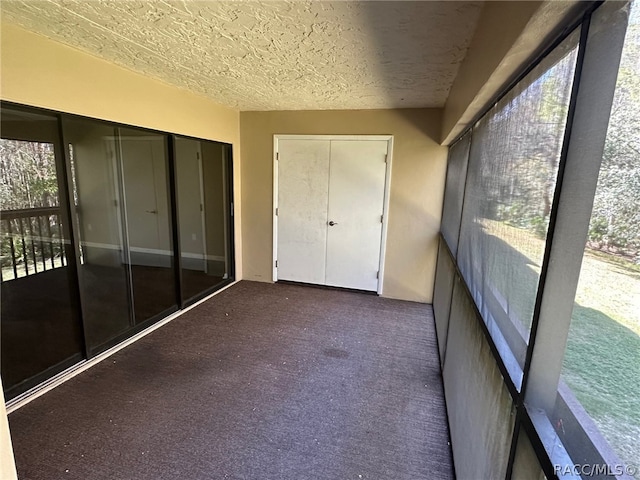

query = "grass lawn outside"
[{"left": 482, "top": 220, "right": 640, "bottom": 470}]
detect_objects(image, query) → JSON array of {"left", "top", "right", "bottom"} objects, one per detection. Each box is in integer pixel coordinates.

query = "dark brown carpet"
[{"left": 8, "top": 281, "right": 454, "bottom": 480}]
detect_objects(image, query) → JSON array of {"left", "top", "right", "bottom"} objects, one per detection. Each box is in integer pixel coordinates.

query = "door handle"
[
  {"left": 146, "top": 209, "right": 158, "bottom": 214},
  {"left": 328, "top": 221, "right": 338, "bottom": 226}
]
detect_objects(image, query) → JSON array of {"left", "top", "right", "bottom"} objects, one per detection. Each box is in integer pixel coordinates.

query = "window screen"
[{"left": 457, "top": 31, "right": 580, "bottom": 375}]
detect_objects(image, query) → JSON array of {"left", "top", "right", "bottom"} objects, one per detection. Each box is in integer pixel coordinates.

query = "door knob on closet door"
[{"left": 328, "top": 221, "right": 338, "bottom": 226}]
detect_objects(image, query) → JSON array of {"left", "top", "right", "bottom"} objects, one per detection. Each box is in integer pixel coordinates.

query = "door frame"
[{"left": 272, "top": 134, "right": 394, "bottom": 295}]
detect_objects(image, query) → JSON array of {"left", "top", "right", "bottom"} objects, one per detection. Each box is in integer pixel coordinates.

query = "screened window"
[
  {"left": 457, "top": 31, "right": 579, "bottom": 383},
  {"left": 433, "top": 1, "right": 637, "bottom": 477}
]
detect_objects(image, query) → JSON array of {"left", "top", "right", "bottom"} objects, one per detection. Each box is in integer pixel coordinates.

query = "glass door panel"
[
  {"left": 175, "top": 137, "right": 232, "bottom": 302},
  {"left": 63, "top": 117, "right": 133, "bottom": 354},
  {"left": 117, "top": 128, "right": 178, "bottom": 322},
  {"left": 1, "top": 107, "right": 84, "bottom": 399}
]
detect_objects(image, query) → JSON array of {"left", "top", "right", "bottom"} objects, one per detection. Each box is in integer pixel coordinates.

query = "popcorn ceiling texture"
[{"left": 1, "top": 1, "right": 483, "bottom": 111}]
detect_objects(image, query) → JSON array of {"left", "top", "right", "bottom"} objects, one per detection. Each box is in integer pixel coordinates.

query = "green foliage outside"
[
  {"left": 590, "top": 20, "right": 640, "bottom": 262},
  {"left": 487, "top": 18, "right": 640, "bottom": 265},
  {"left": 0, "top": 140, "right": 59, "bottom": 210},
  {"left": 0, "top": 140, "right": 64, "bottom": 275}
]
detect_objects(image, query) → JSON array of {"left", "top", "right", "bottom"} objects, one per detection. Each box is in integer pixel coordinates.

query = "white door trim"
[{"left": 273, "top": 134, "right": 394, "bottom": 295}]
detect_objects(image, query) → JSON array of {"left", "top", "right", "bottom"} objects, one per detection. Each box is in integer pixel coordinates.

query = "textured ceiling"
[{"left": 1, "top": 1, "right": 484, "bottom": 111}]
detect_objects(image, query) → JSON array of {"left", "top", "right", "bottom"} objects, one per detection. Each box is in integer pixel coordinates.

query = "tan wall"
[
  {"left": 240, "top": 109, "right": 446, "bottom": 303},
  {"left": 0, "top": 378, "right": 17, "bottom": 480},
  {"left": 0, "top": 21, "right": 243, "bottom": 277}
]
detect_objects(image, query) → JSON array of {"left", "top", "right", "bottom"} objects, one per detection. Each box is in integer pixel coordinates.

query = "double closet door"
[{"left": 275, "top": 136, "right": 391, "bottom": 292}]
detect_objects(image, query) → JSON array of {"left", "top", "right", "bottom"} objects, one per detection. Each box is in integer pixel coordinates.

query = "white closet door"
[
  {"left": 277, "top": 139, "right": 331, "bottom": 284},
  {"left": 325, "top": 140, "right": 387, "bottom": 291}
]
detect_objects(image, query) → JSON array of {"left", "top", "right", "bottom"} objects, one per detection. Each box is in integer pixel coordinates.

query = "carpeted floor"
[{"left": 8, "top": 281, "right": 454, "bottom": 480}]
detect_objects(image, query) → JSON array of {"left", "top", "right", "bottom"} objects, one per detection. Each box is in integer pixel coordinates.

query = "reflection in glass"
[
  {"left": 1, "top": 107, "right": 83, "bottom": 399},
  {"left": 175, "top": 137, "right": 231, "bottom": 301},
  {"left": 118, "top": 128, "right": 178, "bottom": 323},
  {"left": 457, "top": 32, "right": 579, "bottom": 374},
  {"left": 64, "top": 118, "right": 133, "bottom": 352},
  {"left": 65, "top": 122, "right": 179, "bottom": 353},
  {"left": 558, "top": 3, "right": 640, "bottom": 471}
]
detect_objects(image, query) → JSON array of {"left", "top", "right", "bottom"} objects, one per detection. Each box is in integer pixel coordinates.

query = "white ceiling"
[{"left": 1, "top": 1, "right": 484, "bottom": 111}]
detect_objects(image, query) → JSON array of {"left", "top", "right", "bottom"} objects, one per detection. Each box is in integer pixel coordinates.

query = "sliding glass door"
[
  {"left": 64, "top": 120, "right": 179, "bottom": 354},
  {"left": 118, "top": 128, "right": 178, "bottom": 323},
  {"left": 174, "top": 137, "right": 233, "bottom": 302},
  {"left": 1, "top": 102, "right": 235, "bottom": 401},
  {"left": 1, "top": 107, "right": 84, "bottom": 399},
  {"left": 63, "top": 118, "right": 134, "bottom": 354}
]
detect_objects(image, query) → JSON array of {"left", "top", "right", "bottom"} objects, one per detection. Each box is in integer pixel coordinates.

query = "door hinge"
[
  {"left": 276, "top": 152, "right": 279, "bottom": 160},
  {"left": 380, "top": 214, "right": 383, "bottom": 223},
  {"left": 376, "top": 271, "right": 379, "bottom": 279},
  {"left": 275, "top": 207, "right": 279, "bottom": 216},
  {"left": 196, "top": 152, "right": 200, "bottom": 160},
  {"left": 384, "top": 154, "right": 388, "bottom": 163},
  {"left": 275, "top": 260, "right": 278, "bottom": 268}
]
